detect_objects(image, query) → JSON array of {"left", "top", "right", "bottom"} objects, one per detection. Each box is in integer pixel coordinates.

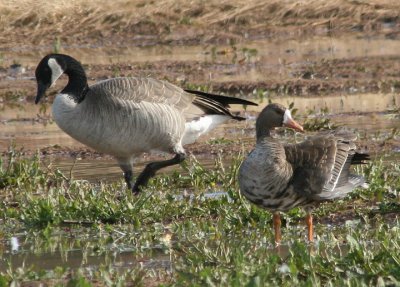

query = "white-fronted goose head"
[
  {"left": 239, "top": 103, "right": 369, "bottom": 244},
  {"left": 34, "top": 53, "right": 258, "bottom": 193},
  {"left": 255, "top": 103, "right": 303, "bottom": 139}
]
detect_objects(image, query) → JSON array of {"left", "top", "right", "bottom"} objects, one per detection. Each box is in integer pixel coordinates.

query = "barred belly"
[{"left": 239, "top": 141, "right": 312, "bottom": 212}]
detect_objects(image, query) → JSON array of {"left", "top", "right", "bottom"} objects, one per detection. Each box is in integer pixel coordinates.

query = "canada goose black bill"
[{"left": 35, "top": 53, "right": 258, "bottom": 193}]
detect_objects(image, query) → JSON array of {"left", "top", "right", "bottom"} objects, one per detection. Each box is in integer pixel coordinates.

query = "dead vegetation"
[{"left": 1, "top": 0, "right": 400, "bottom": 48}]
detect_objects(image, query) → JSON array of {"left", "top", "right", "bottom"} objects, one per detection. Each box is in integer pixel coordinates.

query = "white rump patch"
[
  {"left": 283, "top": 109, "right": 292, "bottom": 125},
  {"left": 182, "top": 115, "right": 229, "bottom": 145},
  {"left": 48, "top": 58, "right": 64, "bottom": 86}
]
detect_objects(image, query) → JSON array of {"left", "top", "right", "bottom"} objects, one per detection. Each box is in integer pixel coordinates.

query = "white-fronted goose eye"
[
  {"left": 255, "top": 103, "right": 303, "bottom": 139},
  {"left": 239, "top": 103, "right": 369, "bottom": 244},
  {"left": 34, "top": 53, "right": 258, "bottom": 193}
]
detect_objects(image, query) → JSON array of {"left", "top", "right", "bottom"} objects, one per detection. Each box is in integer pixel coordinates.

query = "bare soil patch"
[
  {"left": 2, "top": 55, "right": 400, "bottom": 102},
  {"left": 1, "top": 1, "right": 399, "bottom": 160}
]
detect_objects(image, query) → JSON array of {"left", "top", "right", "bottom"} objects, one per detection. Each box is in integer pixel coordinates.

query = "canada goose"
[
  {"left": 238, "top": 103, "right": 369, "bottom": 244},
  {"left": 35, "top": 54, "right": 257, "bottom": 193}
]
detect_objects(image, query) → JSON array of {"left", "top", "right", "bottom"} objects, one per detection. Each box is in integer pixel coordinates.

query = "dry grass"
[{"left": 1, "top": 0, "right": 400, "bottom": 47}]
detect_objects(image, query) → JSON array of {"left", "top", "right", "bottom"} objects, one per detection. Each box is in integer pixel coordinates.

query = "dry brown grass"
[{"left": 1, "top": 0, "right": 400, "bottom": 48}]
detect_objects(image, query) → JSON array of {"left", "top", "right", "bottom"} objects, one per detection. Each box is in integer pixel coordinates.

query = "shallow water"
[
  {"left": 0, "top": 228, "right": 171, "bottom": 272},
  {"left": 3, "top": 34, "right": 400, "bottom": 83},
  {"left": 2, "top": 218, "right": 396, "bottom": 273},
  {"left": 1, "top": 34, "right": 400, "bottom": 275},
  {"left": 1, "top": 92, "right": 399, "bottom": 182}
]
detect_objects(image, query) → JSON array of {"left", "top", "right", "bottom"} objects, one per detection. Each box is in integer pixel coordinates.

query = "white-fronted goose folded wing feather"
[{"left": 238, "top": 103, "right": 369, "bottom": 243}]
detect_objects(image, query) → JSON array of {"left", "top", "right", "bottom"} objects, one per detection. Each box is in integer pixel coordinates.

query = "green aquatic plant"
[
  {"left": 252, "top": 88, "right": 269, "bottom": 103},
  {"left": 303, "top": 106, "right": 337, "bottom": 131},
  {"left": 0, "top": 146, "right": 399, "bottom": 286},
  {"left": 53, "top": 36, "right": 61, "bottom": 54},
  {"left": 0, "top": 147, "right": 60, "bottom": 190},
  {"left": 184, "top": 82, "right": 211, "bottom": 93},
  {"left": 207, "top": 137, "right": 235, "bottom": 145}
]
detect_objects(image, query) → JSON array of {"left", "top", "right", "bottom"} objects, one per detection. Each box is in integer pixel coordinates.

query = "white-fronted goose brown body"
[{"left": 239, "top": 103, "right": 369, "bottom": 243}]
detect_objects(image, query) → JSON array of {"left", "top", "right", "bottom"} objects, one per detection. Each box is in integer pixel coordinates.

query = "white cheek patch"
[
  {"left": 283, "top": 109, "right": 292, "bottom": 124},
  {"left": 48, "top": 58, "right": 64, "bottom": 86}
]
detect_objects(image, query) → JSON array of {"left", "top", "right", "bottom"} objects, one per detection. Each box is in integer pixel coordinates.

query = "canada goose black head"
[
  {"left": 35, "top": 54, "right": 88, "bottom": 104},
  {"left": 256, "top": 103, "right": 303, "bottom": 139}
]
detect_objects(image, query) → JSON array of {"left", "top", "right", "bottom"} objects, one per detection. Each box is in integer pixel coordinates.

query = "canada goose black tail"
[
  {"left": 185, "top": 89, "right": 258, "bottom": 121},
  {"left": 185, "top": 89, "right": 258, "bottom": 107},
  {"left": 351, "top": 152, "right": 370, "bottom": 165}
]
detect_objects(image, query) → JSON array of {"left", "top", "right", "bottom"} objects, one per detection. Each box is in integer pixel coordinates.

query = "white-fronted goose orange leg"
[
  {"left": 238, "top": 103, "right": 370, "bottom": 244},
  {"left": 273, "top": 212, "right": 282, "bottom": 244},
  {"left": 306, "top": 213, "right": 313, "bottom": 242}
]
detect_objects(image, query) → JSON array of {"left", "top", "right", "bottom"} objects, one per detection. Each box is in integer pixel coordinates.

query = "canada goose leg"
[
  {"left": 133, "top": 153, "right": 186, "bottom": 193},
  {"left": 305, "top": 213, "right": 313, "bottom": 242},
  {"left": 118, "top": 161, "right": 134, "bottom": 190},
  {"left": 124, "top": 170, "right": 133, "bottom": 190},
  {"left": 273, "top": 212, "right": 282, "bottom": 245}
]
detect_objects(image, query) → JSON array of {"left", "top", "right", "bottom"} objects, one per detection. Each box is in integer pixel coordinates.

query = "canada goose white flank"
[{"left": 35, "top": 54, "right": 257, "bottom": 193}]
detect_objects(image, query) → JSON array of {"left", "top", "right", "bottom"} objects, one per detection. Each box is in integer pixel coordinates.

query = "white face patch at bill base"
[
  {"left": 48, "top": 58, "right": 64, "bottom": 87},
  {"left": 283, "top": 109, "right": 293, "bottom": 125}
]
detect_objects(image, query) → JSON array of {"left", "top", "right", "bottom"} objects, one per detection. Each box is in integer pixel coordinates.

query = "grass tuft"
[{"left": 0, "top": 146, "right": 399, "bottom": 285}]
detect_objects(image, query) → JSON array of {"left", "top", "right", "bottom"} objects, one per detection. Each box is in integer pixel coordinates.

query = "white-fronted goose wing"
[{"left": 239, "top": 103, "right": 369, "bottom": 244}]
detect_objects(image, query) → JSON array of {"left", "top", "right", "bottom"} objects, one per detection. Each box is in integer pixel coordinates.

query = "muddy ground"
[{"left": 1, "top": 0, "right": 400, "bottom": 159}]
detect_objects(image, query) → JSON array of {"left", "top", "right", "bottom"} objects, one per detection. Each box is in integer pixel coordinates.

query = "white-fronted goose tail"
[{"left": 238, "top": 103, "right": 369, "bottom": 244}]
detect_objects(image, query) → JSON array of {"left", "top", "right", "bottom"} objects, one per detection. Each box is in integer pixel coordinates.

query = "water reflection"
[
  {"left": 1, "top": 93, "right": 399, "bottom": 151},
  {"left": 3, "top": 35, "right": 400, "bottom": 77},
  {"left": 0, "top": 228, "right": 167, "bottom": 272},
  {"left": 1, "top": 92, "right": 399, "bottom": 182}
]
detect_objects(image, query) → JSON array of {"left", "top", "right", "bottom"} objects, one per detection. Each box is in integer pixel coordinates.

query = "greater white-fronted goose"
[
  {"left": 239, "top": 103, "right": 369, "bottom": 244},
  {"left": 35, "top": 53, "right": 257, "bottom": 193}
]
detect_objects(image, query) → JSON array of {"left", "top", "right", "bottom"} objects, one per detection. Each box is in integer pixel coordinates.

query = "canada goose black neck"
[
  {"left": 60, "top": 55, "right": 89, "bottom": 103},
  {"left": 35, "top": 53, "right": 259, "bottom": 194}
]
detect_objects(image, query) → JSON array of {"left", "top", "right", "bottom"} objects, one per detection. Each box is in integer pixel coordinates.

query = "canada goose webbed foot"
[
  {"left": 132, "top": 164, "right": 157, "bottom": 194},
  {"left": 34, "top": 54, "right": 257, "bottom": 195},
  {"left": 132, "top": 153, "right": 186, "bottom": 193}
]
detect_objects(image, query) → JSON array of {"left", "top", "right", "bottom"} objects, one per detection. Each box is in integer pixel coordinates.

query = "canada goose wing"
[
  {"left": 90, "top": 77, "right": 195, "bottom": 110},
  {"left": 284, "top": 132, "right": 357, "bottom": 200}
]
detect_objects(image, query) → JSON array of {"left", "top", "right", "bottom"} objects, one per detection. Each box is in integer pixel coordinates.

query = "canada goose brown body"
[
  {"left": 238, "top": 103, "right": 369, "bottom": 243},
  {"left": 35, "top": 54, "right": 257, "bottom": 193}
]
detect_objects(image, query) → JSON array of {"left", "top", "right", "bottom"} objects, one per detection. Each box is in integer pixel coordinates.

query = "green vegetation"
[
  {"left": 53, "top": 36, "right": 62, "bottom": 54},
  {"left": 0, "top": 90, "right": 27, "bottom": 111},
  {"left": 207, "top": 137, "right": 235, "bottom": 145},
  {"left": 303, "top": 106, "right": 337, "bottom": 132},
  {"left": 206, "top": 45, "right": 258, "bottom": 65},
  {"left": 0, "top": 146, "right": 399, "bottom": 286}
]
